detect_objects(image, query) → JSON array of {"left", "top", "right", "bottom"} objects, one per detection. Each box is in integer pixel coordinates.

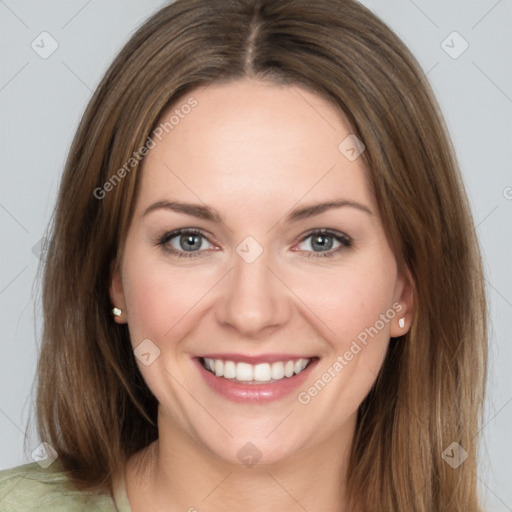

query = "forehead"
[{"left": 136, "top": 79, "right": 374, "bottom": 217}]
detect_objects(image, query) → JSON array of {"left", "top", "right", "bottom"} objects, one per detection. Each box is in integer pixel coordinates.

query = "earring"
[
  {"left": 112, "top": 307, "right": 122, "bottom": 317},
  {"left": 398, "top": 317, "right": 405, "bottom": 329}
]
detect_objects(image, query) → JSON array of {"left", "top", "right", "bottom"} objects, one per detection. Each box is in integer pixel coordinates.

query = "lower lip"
[{"left": 194, "top": 357, "right": 318, "bottom": 403}]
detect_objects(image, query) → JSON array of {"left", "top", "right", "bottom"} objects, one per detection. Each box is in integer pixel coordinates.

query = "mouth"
[
  {"left": 194, "top": 354, "right": 319, "bottom": 403},
  {"left": 199, "top": 356, "right": 314, "bottom": 384}
]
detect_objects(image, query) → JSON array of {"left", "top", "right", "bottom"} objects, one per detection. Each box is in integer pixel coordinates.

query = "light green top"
[{"left": 0, "top": 460, "right": 132, "bottom": 512}]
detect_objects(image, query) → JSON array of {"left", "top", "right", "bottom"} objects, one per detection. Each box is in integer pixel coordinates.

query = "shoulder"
[{"left": 0, "top": 460, "right": 126, "bottom": 512}]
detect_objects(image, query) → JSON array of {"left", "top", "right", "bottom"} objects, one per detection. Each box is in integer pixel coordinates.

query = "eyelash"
[{"left": 155, "top": 228, "right": 353, "bottom": 259}]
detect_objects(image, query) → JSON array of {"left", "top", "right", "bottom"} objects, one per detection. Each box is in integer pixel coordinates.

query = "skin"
[{"left": 110, "top": 78, "right": 414, "bottom": 512}]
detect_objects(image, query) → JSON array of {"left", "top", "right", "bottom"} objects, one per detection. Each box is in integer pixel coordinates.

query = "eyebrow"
[
  {"left": 142, "top": 199, "right": 373, "bottom": 222},
  {"left": 287, "top": 200, "right": 373, "bottom": 220},
  {"left": 143, "top": 201, "right": 223, "bottom": 222}
]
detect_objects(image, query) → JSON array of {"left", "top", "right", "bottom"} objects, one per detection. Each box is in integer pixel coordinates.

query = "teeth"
[
  {"left": 284, "top": 360, "right": 295, "bottom": 377},
  {"left": 253, "top": 363, "right": 271, "bottom": 382},
  {"left": 236, "top": 362, "right": 253, "bottom": 381},
  {"left": 202, "top": 357, "right": 311, "bottom": 383},
  {"left": 214, "top": 359, "right": 224, "bottom": 377},
  {"left": 223, "top": 360, "right": 236, "bottom": 379},
  {"left": 271, "top": 362, "right": 285, "bottom": 380}
]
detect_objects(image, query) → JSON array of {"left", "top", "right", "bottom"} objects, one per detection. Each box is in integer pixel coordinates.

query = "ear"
[
  {"left": 390, "top": 266, "right": 415, "bottom": 338},
  {"left": 109, "top": 261, "right": 128, "bottom": 324}
]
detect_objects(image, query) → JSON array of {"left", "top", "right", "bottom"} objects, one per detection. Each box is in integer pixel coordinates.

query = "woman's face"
[{"left": 111, "top": 78, "right": 412, "bottom": 466}]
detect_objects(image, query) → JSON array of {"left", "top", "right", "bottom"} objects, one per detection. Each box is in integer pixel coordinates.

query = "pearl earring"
[
  {"left": 112, "top": 307, "right": 122, "bottom": 317},
  {"left": 398, "top": 317, "right": 405, "bottom": 329}
]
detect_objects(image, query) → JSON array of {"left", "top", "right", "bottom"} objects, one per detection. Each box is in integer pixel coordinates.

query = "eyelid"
[
  {"left": 296, "top": 228, "right": 352, "bottom": 244},
  {"left": 292, "top": 228, "right": 353, "bottom": 256},
  {"left": 158, "top": 227, "right": 211, "bottom": 245},
  {"left": 156, "top": 227, "right": 353, "bottom": 259},
  {"left": 155, "top": 228, "right": 217, "bottom": 258}
]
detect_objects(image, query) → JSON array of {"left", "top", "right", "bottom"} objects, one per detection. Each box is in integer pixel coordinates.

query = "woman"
[{"left": 0, "top": 0, "right": 487, "bottom": 510}]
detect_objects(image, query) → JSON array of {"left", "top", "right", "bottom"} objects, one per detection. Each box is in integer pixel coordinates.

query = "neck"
[{"left": 125, "top": 410, "right": 357, "bottom": 512}]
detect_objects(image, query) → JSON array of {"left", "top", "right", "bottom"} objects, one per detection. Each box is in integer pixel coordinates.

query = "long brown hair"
[{"left": 31, "top": 0, "right": 487, "bottom": 510}]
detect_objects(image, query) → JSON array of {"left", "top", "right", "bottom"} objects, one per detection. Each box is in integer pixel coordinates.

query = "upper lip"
[{"left": 197, "top": 353, "right": 317, "bottom": 364}]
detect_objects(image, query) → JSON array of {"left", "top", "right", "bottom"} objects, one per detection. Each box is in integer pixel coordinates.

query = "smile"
[
  {"left": 194, "top": 354, "right": 319, "bottom": 403},
  {"left": 201, "top": 357, "right": 311, "bottom": 384}
]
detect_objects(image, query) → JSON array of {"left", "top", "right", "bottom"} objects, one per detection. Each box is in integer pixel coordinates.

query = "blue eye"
[
  {"left": 295, "top": 229, "right": 352, "bottom": 257},
  {"left": 156, "top": 228, "right": 352, "bottom": 259},
  {"left": 157, "top": 229, "right": 213, "bottom": 258}
]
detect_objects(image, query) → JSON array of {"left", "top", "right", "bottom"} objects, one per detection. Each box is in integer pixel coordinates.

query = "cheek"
[
  {"left": 122, "top": 234, "right": 398, "bottom": 355},
  {"left": 121, "top": 247, "right": 216, "bottom": 346},
  {"left": 284, "top": 255, "right": 398, "bottom": 350},
  {"left": 290, "top": 257, "right": 397, "bottom": 417}
]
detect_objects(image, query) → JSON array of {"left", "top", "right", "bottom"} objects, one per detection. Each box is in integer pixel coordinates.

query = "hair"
[{"left": 30, "top": 0, "right": 487, "bottom": 510}]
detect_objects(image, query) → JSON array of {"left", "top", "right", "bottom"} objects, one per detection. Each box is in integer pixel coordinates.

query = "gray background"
[{"left": 1, "top": 0, "right": 511, "bottom": 509}]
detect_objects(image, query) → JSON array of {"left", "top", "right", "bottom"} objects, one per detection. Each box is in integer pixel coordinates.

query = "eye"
[
  {"left": 294, "top": 229, "right": 352, "bottom": 258},
  {"left": 155, "top": 228, "right": 352, "bottom": 259},
  {"left": 156, "top": 228, "right": 215, "bottom": 258}
]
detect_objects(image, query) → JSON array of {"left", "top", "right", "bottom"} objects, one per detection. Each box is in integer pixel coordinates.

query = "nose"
[{"left": 214, "top": 249, "right": 292, "bottom": 338}]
